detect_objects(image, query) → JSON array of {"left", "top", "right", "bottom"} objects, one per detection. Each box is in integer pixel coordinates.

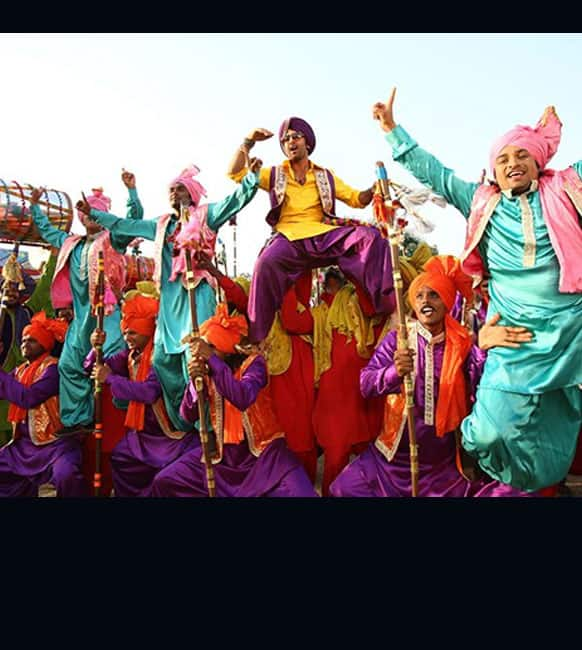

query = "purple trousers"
[
  {"left": 111, "top": 431, "right": 200, "bottom": 497},
  {"left": 329, "top": 443, "right": 537, "bottom": 498},
  {"left": 0, "top": 435, "right": 89, "bottom": 498},
  {"left": 248, "top": 227, "right": 395, "bottom": 341},
  {"left": 150, "top": 437, "right": 318, "bottom": 497}
]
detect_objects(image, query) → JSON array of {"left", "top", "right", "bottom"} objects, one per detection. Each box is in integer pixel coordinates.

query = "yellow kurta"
[{"left": 229, "top": 160, "right": 364, "bottom": 241}]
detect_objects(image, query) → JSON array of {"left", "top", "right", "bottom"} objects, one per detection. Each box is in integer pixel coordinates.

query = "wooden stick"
[
  {"left": 375, "top": 162, "right": 419, "bottom": 497},
  {"left": 181, "top": 205, "right": 216, "bottom": 497},
  {"left": 93, "top": 252, "right": 105, "bottom": 497}
]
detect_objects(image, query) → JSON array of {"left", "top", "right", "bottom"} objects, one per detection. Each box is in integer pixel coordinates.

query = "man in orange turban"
[
  {"left": 85, "top": 283, "right": 198, "bottom": 497},
  {"left": 374, "top": 90, "right": 582, "bottom": 492},
  {"left": 330, "top": 256, "right": 536, "bottom": 498},
  {"left": 195, "top": 251, "right": 321, "bottom": 485},
  {"left": 151, "top": 303, "right": 318, "bottom": 497},
  {"left": 0, "top": 312, "right": 89, "bottom": 497}
]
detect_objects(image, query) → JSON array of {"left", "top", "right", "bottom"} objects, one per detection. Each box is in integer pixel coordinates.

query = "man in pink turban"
[
  {"left": 372, "top": 87, "right": 582, "bottom": 493},
  {"left": 29, "top": 169, "right": 144, "bottom": 436},
  {"left": 227, "top": 116, "right": 396, "bottom": 344},
  {"left": 83, "top": 160, "right": 261, "bottom": 433}
]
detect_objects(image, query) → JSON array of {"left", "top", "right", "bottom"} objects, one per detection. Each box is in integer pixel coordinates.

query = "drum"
[
  {"left": 0, "top": 179, "right": 73, "bottom": 246},
  {"left": 124, "top": 253, "right": 155, "bottom": 290}
]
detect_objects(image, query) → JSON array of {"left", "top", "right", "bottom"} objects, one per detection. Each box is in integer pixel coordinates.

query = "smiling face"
[
  {"left": 20, "top": 334, "right": 46, "bottom": 362},
  {"left": 282, "top": 129, "right": 309, "bottom": 162},
  {"left": 413, "top": 285, "right": 447, "bottom": 333},
  {"left": 494, "top": 145, "right": 539, "bottom": 194},
  {"left": 123, "top": 328, "right": 151, "bottom": 353},
  {"left": 169, "top": 183, "right": 193, "bottom": 212},
  {"left": 1, "top": 283, "right": 20, "bottom": 308}
]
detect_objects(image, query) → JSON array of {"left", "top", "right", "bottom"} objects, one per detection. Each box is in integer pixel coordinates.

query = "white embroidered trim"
[
  {"left": 314, "top": 168, "right": 333, "bottom": 214},
  {"left": 274, "top": 166, "right": 287, "bottom": 206},
  {"left": 416, "top": 322, "right": 445, "bottom": 427},
  {"left": 519, "top": 194, "right": 536, "bottom": 268}
]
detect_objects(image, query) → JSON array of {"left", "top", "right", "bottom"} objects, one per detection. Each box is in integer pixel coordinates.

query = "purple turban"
[{"left": 279, "top": 117, "right": 316, "bottom": 155}]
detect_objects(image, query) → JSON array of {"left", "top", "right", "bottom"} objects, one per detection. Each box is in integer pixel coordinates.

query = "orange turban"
[
  {"left": 408, "top": 255, "right": 474, "bottom": 438},
  {"left": 120, "top": 283, "right": 160, "bottom": 432},
  {"left": 408, "top": 255, "right": 473, "bottom": 312},
  {"left": 200, "top": 303, "right": 248, "bottom": 354},
  {"left": 120, "top": 288, "right": 159, "bottom": 337},
  {"left": 22, "top": 311, "right": 68, "bottom": 352}
]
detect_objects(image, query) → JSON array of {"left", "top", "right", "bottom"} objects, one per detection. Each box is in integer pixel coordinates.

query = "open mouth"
[
  {"left": 507, "top": 170, "right": 525, "bottom": 179},
  {"left": 420, "top": 305, "right": 435, "bottom": 316}
]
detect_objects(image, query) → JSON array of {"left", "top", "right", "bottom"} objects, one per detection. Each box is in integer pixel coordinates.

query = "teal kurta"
[
  {"left": 386, "top": 125, "right": 582, "bottom": 490},
  {"left": 30, "top": 187, "right": 143, "bottom": 427},
  {"left": 90, "top": 171, "right": 259, "bottom": 431}
]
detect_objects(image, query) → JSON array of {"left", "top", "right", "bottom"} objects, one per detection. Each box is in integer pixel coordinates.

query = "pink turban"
[
  {"left": 489, "top": 106, "right": 562, "bottom": 174},
  {"left": 170, "top": 164, "right": 207, "bottom": 206},
  {"left": 78, "top": 188, "right": 111, "bottom": 220}
]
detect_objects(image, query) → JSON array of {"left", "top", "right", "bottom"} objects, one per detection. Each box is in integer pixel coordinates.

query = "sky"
[{"left": 1, "top": 33, "right": 581, "bottom": 273}]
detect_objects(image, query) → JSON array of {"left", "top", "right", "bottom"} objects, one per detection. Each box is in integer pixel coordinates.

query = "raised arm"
[
  {"left": 29, "top": 189, "right": 69, "bottom": 248},
  {"left": 122, "top": 169, "right": 144, "bottom": 221},
  {"left": 227, "top": 127, "right": 274, "bottom": 178},
  {"left": 196, "top": 252, "right": 249, "bottom": 314},
  {"left": 207, "top": 162, "right": 261, "bottom": 232},
  {"left": 25, "top": 250, "right": 57, "bottom": 316},
  {"left": 87, "top": 206, "right": 157, "bottom": 241},
  {"left": 372, "top": 88, "right": 478, "bottom": 218}
]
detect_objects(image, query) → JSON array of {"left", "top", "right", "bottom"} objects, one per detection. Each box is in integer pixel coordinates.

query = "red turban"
[
  {"left": 200, "top": 303, "right": 248, "bottom": 354},
  {"left": 120, "top": 293, "right": 159, "bottom": 337},
  {"left": 407, "top": 256, "right": 474, "bottom": 439},
  {"left": 408, "top": 255, "right": 473, "bottom": 312},
  {"left": 22, "top": 311, "right": 68, "bottom": 352}
]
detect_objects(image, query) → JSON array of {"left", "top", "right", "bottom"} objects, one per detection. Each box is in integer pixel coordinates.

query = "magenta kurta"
[
  {"left": 84, "top": 349, "right": 198, "bottom": 497},
  {"left": 330, "top": 327, "right": 535, "bottom": 498},
  {"left": 0, "top": 364, "right": 89, "bottom": 497},
  {"left": 151, "top": 354, "right": 317, "bottom": 497}
]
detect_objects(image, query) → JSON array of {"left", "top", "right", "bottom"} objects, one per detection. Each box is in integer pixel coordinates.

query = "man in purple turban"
[{"left": 227, "top": 116, "right": 396, "bottom": 343}]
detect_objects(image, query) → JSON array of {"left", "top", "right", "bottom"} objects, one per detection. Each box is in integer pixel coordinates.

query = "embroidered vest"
[
  {"left": 461, "top": 167, "right": 582, "bottom": 292},
  {"left": 207, "top": 355, "right": 284, "bottom": 463},
  {"left": 266, "top": 164, "right": 337, "bottom": 227},
  {"left": 152, "top": 206, "right": 218, "bottom": 292},
  {"left": 12, "top": 357, "right": 61, "bottom": 446},
  {"left": 51, "top": 232, "right": 127, "bottom": 315}
]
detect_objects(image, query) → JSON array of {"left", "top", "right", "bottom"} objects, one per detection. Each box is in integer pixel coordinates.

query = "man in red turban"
[
  {"left": 331, "top": 256, "right": 536, "bottom": 497},
  {"left": 0, "top": 312, "right": 89, "bottom": 497},
  {"left": 85, "top": 283, "right": 198, "bottom": 497},
  {"left": 151, "top": 303, "right": 318, "bottom": 497},
  {"left": 373, "top": 89, "right": 582, "bottom": 492}
]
